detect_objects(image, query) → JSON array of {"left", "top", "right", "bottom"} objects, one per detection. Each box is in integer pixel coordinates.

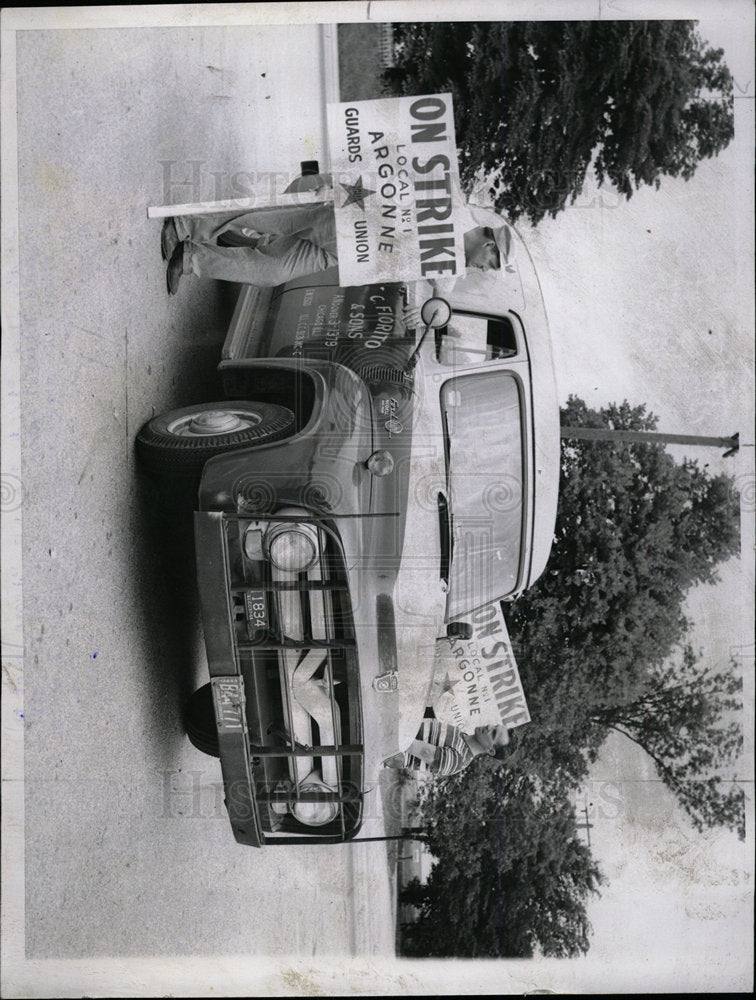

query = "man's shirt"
[{"left": 398, "top": 717, "right": 474, "bottom": 776}]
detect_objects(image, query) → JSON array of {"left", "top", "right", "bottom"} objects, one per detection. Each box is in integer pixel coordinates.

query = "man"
[
  {"left": 161, "top": 189, "right": 515, "bottom": 295},
  {"left": 382, "top": 720, "right": 510, "bottom": 777}
]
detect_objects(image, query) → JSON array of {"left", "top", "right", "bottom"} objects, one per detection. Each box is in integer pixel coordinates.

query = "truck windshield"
[{"left": 441, "top": 371, "right": 524, "bottom": 618}]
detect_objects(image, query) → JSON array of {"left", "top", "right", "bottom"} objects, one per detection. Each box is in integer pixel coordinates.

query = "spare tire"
[
  {"left": 184, "top": 684, "right": 220, "bottom": 758},
  {"left": 136, "top": 400, "right": 295, "bottom": 477}
]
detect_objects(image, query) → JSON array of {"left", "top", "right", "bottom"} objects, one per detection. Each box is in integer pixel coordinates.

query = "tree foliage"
[
  {"left": 383, "top": 21, "right": 734, "bottom": 223},
  {"left": 506, "top": 398, "right": 741, "bottom": 822},
  {"left": 400, "top": 769, "right": 604, "bottom": 958},
  {"left": 592, "top": 646, "right": 745, "bottom": 838}
]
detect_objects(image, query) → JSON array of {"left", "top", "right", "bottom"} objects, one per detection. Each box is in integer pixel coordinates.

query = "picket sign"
[
  {"left": 326, "top": 93, "right": 466, "bottom": 285},
  {"left": 431, "top": 603, "right": 531, "bottom": 734},
  {"left": 147, "top": 92, "right": 469, "bottom": 289}
]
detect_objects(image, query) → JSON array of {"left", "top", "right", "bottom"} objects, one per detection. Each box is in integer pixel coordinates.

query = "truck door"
[{"left": 264, "top": 278, "right": 408, "bottom": 364}]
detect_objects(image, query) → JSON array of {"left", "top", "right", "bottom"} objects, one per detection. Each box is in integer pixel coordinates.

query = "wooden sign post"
[{"left": 147, "top": 187, "right": 334, "bottom": 220}]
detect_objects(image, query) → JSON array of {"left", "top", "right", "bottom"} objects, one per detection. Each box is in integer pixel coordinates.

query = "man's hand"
[
  {"left": 407, "top": 739, "right": 438, "bottom": 765},
  {"left": 401, "top": 305, "right": 423, "bottom": 330}
]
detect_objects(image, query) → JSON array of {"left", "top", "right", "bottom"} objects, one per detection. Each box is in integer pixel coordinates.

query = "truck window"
[
  {"left": 441, "top": 371, "right": 525, "bottom": 617},
  {"left": 435, "top": 313, "right": 518, "bottom": 366}
]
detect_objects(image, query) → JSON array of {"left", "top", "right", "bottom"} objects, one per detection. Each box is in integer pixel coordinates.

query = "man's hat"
[{"left": 467, "top": 202, "right": 518, "bottom": 271}]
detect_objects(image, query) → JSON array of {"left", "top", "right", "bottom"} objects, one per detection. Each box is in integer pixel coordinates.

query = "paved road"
[{"left": 15, "top": 23, "right": 394, "bottom": 960}]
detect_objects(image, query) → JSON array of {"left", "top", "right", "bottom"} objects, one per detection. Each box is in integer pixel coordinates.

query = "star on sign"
[
  {"left": 438, "top": 672, "right": 460, "bottom": 696},
  {"left": 340, "top": 176, "right": 376, "bottom": 210}
]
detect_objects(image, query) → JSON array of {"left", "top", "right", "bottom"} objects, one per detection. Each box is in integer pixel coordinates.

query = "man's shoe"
[
  {"left": 161, "top": 218, "right": 179, "bottom": 261},
  {"left": 166, "top": 242, "right": 184, "bottom": 295}
]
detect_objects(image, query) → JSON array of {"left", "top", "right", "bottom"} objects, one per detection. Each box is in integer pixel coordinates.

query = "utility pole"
[
  {"left": 351, "top": 829, "right": 427, "bottom": 843},
  {"left": 560, "top": 427, "right": 739, "bottom": 457},
  {"left": 575, "top": 802, "right": 593, "bottom": 847}
]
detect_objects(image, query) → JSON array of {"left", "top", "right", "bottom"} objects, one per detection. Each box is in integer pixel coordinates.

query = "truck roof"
[{"left": 448, "top": 223, "right": 561, "bottom": 594}]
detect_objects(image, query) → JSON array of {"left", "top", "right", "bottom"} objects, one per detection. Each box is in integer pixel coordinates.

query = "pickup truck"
[{"left": 137, "top": 188, "right": 560, "bottom": 846}]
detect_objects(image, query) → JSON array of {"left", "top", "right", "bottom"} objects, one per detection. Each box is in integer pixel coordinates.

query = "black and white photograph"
[{"left": 1, "top": 2, "right": 753, "bottom": 995}]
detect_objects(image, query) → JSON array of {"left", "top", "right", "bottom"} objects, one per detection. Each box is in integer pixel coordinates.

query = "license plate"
[
  {"left": 211, "top": 676, "right": 245, "bottom": 732},
  {"left": 244, "top": 589, "right": 268, "bottom": 633}
]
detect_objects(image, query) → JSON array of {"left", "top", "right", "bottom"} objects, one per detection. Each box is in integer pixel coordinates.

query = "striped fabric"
[{"left": 400, "top": 718, "right": 474, "bottom": 776}]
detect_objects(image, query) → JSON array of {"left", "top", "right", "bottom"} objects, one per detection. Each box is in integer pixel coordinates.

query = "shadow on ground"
[
  {"left": 131, "top": 469, "right": 205, "bottom": 759},
  {"left": 127, "top": 280, "right": 240, "bottom": 762}
]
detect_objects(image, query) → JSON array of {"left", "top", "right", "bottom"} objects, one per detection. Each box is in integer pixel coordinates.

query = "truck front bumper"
[{"left": 193, "top": 509, "right": 366, "bottom": 846}]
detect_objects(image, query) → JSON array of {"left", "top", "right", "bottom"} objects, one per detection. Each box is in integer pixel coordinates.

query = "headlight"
[
  {"left": 291, "top": 781, "right": 339, "bottom": 826},
  {"left": 268, "top": 529, "right": 317, "bottom": 572},
  {"left": 265, "top": 509, "right": 320, "bottom": 573}
]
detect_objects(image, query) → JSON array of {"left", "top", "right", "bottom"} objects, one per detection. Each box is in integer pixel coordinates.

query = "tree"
[
  {"left": 383, "top": 21, "right": 734, "bottom": 223},
  {"left": 399, "top": 768, "right": 604, "bottom": 958},
  {"left": 506, "top": 397, "right": 740, "bottom": 773},
  {"left": 591, "top": 646, "right": 745, "bottom": 838}
]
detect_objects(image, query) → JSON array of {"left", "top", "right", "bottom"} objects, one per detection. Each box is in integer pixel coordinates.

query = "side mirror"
[
  {"left": 405, "top": 297, "right": 453, "bottom": 372},
  {"left": 420, "top": 297, "right": 452, "bottom": 328}
]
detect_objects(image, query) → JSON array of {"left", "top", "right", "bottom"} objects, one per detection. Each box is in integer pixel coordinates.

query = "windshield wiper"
[
  {"left": 437, "top": 492, "right": 451, "bottom": 587},
  {"left": 441, "top": 406, "right": 451, "bottom": 470},
  {"left": 434, "top": 325, "right": 448, "bottom": 361}
]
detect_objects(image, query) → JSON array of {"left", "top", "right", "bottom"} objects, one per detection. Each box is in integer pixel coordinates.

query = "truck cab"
[{"left": 137, "top": 213, "right": 560, "bottom": 846}]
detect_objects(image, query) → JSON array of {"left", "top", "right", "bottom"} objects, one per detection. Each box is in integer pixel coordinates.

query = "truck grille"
[
  {"left": 224, "top": 514, "right": 363, "bottom": 842},
  {"left": 358, "top": 363, "right": 413, "bottom": 387}
]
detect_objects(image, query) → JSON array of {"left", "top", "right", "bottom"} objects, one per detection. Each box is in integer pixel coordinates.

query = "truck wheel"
[
  {"left": 136, "top": 400, "right": 295, "bottom": 476},
  {"left": 185, "top": 684, "right": 220, "bottom": 758}
]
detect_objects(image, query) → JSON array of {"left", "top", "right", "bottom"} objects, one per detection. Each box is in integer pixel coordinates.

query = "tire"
[
  {"left": 185, "top": 684, "right": 220, "bottom": 758},
  {"left": 136, "top": 400, "right": 295, "bottom": 477}
]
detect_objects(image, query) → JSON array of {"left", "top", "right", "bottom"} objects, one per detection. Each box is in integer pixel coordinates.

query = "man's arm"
[
  {"left": 407, "top": 738, "right": 467, "bottom": 776},
  {"left": 406, "top": 739, "right": 437, "bottom": 765},
  {"left": 427, "top": 276, "right": 457, "bottom": 299}
]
